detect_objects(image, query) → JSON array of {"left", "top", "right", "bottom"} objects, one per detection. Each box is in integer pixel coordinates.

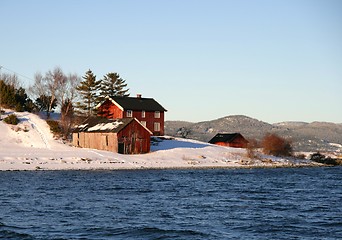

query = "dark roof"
[
  {"left": 108, "top": 96, "right": 167, "bottom": 112},
  {"left": 73, "top": 117, "right": 134, "bottom": 133},
  {"left": 208, "top": 133, "right": 248, "bottom": 144}
]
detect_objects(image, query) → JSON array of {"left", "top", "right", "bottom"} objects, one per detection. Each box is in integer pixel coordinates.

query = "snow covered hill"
[
  {"left": 0, "top": 110, "right": 320, "bottom": 171},
  {"left": 166, "top": 115, "right": 342, "bottom": 153}
]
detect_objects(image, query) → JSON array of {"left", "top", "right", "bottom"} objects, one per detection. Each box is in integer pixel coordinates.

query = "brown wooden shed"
[
  {"left": 208, "top": 133, "right": 249, "bottom": 148},
  {"left": 72, "top": 117, "right": 152, "bottom": 154}
]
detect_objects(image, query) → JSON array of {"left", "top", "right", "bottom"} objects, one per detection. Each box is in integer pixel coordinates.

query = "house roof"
[
  {"left": 107, "top": 96, "right": 167, "bottom": 112},
  {"left": 73, "top": 117, "right": 152, "bottom": 134},
  {"left": 208, "top": 133, "right": 248, "bottom": 144}
]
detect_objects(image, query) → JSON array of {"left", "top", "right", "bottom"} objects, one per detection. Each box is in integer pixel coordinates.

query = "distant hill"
[{"left": 165, "top": 115, "right": 342, "bottom": 153}]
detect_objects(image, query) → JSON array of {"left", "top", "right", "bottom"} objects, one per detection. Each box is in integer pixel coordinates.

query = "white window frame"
[
  {"left": 141, "top": 121, "right": 147, "bottom": 127},
  {"left": 142, "top": 110, "right": 145, "bottom": 118},
  {"left": 154, "top": 122, "right": 160, "bottom": 131},
  {"left": 126, "top": 110, "right": 133, "bottom": 117},
  {"left": 155, "top": 111, "right": 160, "bottom": 118}
]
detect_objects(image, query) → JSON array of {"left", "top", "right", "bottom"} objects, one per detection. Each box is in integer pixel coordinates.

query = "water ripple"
[{"left": 0, "top": 167, "right": 341, "bottom": 239}]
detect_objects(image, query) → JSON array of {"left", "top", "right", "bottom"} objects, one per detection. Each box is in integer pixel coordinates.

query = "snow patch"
[
  {"left": 329, "top": 143, "right": 342, "bottom": 148},
  {"left": 206, "top": 128, "right": 214, "bottom": 133},
  {"left": 87, "top": 122, "right": 123, "bottom": 131},
  {"left": 0, "top": 110, "right": 322, "bottom": 171},
  {"left": 77, "top": 123, "right": 88, "bottom": 129}
]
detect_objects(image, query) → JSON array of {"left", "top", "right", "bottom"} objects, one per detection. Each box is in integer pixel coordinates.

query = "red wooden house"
[
  {"left": 72, "top": 117, "right": 152, "bottom": 154},
  {"left": 209, "top": 133, "right": 249, "bottom": 148},
  {"left": 97, "top": 95, "right": 167, "bottom": 136}
]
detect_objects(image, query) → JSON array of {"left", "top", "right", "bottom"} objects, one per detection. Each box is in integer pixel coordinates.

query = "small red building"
[
  {"left": 72, "top": 117, "right": 152, "bottom": 154},
  {"left": 97, "top": 95, "right": 167, "bottom": 136},
  {"left": 209, "top": 133, "right": 249, "bottom": 148}
]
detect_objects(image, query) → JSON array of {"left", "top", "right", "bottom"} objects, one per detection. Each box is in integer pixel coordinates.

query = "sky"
[{"left": 1, "top": 0, "right": 341, "bottom": 123}]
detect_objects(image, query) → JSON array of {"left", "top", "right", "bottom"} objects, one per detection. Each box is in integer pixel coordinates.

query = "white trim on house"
[
  {"left": 134, "top": 118, "right": 153, "bottom": 134},
  {"left": 95, "top": 96, "right": 125, "bottom": 111},
  {"left": 107, "top": 96, "right": 124, "bottom": 111}
]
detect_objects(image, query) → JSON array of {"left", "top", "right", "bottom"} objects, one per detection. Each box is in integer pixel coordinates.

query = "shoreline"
[
  {"left": 1, "top": 110, "right": 338, "bottom": 172},
  {"left": 0, "top": 161, "right": 327, "bottom": 172}
]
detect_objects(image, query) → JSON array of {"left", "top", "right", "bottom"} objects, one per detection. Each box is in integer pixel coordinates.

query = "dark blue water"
[{"left": 0, "top": 167, "right": 341, "bottom": 240}]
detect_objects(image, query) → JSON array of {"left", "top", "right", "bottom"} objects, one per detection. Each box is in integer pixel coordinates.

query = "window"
[
  {"left": 154, "top": 122, "right": 160, "bottom": 131},
  {"left": 142, "top": 110, "right": 145, "bottom": 118},
  {"left": 155, "top": 111, "right": 160, "bottom": 118},
  {"left": 141, "top": 121, "right": 147, "bottom": 127},
  {"left": 126, "top": 110, "right": 133, "bottom": 117}
]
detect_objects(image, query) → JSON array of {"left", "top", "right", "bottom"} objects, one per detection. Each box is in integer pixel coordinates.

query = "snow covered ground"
[{"left": 0, "top": 110, "right": 321, "bottom": 171}]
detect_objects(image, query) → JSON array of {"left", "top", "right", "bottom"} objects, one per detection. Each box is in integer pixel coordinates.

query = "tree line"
[
  {"left": 0, "top": 73, "right": 35, "bottom": 112},
  {"left": 0, "top": 67, "right": 130, "bottom": 138}
]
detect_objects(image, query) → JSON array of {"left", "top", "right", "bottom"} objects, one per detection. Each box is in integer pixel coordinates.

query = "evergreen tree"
[
  {"left": 15, "top": 87, "right": 29, "bottom": 112},
  {"left": 0, "top": 79, "right": 35, "bottom": 112},
  {"left": 35, "top": 95, "right": 57, "bottom": 117},
  {"left": 0, "top": 80, "right": 16, "bottom": 107},
  {"left": 99, "top": 72, "right": 129, "bottom": 102},
  {"left": 75, "top": 69, "right": 101, "bottom": 117}
]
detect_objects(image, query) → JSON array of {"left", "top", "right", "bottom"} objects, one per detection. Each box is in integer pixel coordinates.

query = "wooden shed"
[
  {"left": 208, "top": 133, "right": 249, "bottom": 148},
  {"left": 72, "top": 117, "right": 152, "bottom": 154}
]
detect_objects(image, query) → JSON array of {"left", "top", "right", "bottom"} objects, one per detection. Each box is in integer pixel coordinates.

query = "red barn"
[
  {"left": 209, "top": 133, "right": 249, "bottom": 148},
  {"left": 72, "top": 117, "right": 152, "bottom": 154},
  {"left": 97, "top": 95, "right": 167, "bottom": 136}
]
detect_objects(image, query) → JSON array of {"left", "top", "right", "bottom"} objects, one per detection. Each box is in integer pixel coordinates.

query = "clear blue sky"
[{"left": 1, "top": 0, "right": 341, "bottom": 123}]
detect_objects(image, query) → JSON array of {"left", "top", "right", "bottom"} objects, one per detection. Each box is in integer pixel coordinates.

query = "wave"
[
  {"left": 0, "top": 221, "right": 35, "bottom": 240},
  {"left": 82, "top": 225, "right": 210, "bottom": 239}
]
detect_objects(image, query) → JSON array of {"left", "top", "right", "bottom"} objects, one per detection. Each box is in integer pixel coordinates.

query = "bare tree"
[
  {"left": 29, "top": 67, "right": 67, "bottom": 118},
  {"left": 45, "top": 67, "right": 67, "bottom": 117},
  {"left": 0, "top": 72, "right": 20, "bottom": 89},
  {"left": 59, "top": 73, "right": 81, "bottom": 138},
  {"left": 30, "top": 72, "right": 46, "bottom": 97}
]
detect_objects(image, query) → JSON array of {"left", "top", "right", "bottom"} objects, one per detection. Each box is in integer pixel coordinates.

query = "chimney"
[{"left": 137, "top": 94, "right": 142, "bottom": 98}]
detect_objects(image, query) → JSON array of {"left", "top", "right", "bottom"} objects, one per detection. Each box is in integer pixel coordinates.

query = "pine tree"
[
  {"left": 0, "top": 79, "right": 35, "bottom": 112},
  {"left": 35, "top": 95, "right": 57, "bottom": 117},
  {"left": 75, "top": 69, "right": 101, "bottom": 117},
  {"left": 99, "top": 72, "right": 129, "bottom": 103}
]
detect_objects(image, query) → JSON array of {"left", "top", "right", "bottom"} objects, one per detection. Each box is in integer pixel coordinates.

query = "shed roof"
[
  {"left": 73, "top": 117, "right": 152, "bottom": 134},
  {"left": 208, "top": 133, "right": 248, "bottom": 144},
  {"left": 107, "top": 96, "right": 167, "bottom": 112}
]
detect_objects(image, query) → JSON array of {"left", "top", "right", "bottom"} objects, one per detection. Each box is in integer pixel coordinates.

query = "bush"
[
  {"left": 46, "top": 119, "right": 62, "bottom": 135},
  {"left": 246, "top": 138, "right": 260, "bottom": 159},
  {"left": 310, "top": 152, "right": 325, "bottom": 162},
  {"left": 3, "top": 114, "right": 19, "bottom": 125},
  {"left": 262, "top": 133, "right": 292, "bottom": 157},
  {"left": 295, "top": 153, "right": 307, "bottom": 159},
  {"left": 15, "top": 103, "right": 24, "bottom": 112},
  {"left": 310, "top": 152, "right": 342, "bottom": 166}
]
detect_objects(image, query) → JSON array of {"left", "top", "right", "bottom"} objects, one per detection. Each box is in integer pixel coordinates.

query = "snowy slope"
[
  {"left": 0, "top": 110, "right": 320, "bottom": 171},
  {"left": 166, "top": 116, "right": 342, "bottom": 153}
]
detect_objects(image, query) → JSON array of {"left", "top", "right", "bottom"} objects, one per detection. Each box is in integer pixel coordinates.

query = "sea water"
[{"left": 0, "top": 167, "right": 341, "bottom": 239}]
